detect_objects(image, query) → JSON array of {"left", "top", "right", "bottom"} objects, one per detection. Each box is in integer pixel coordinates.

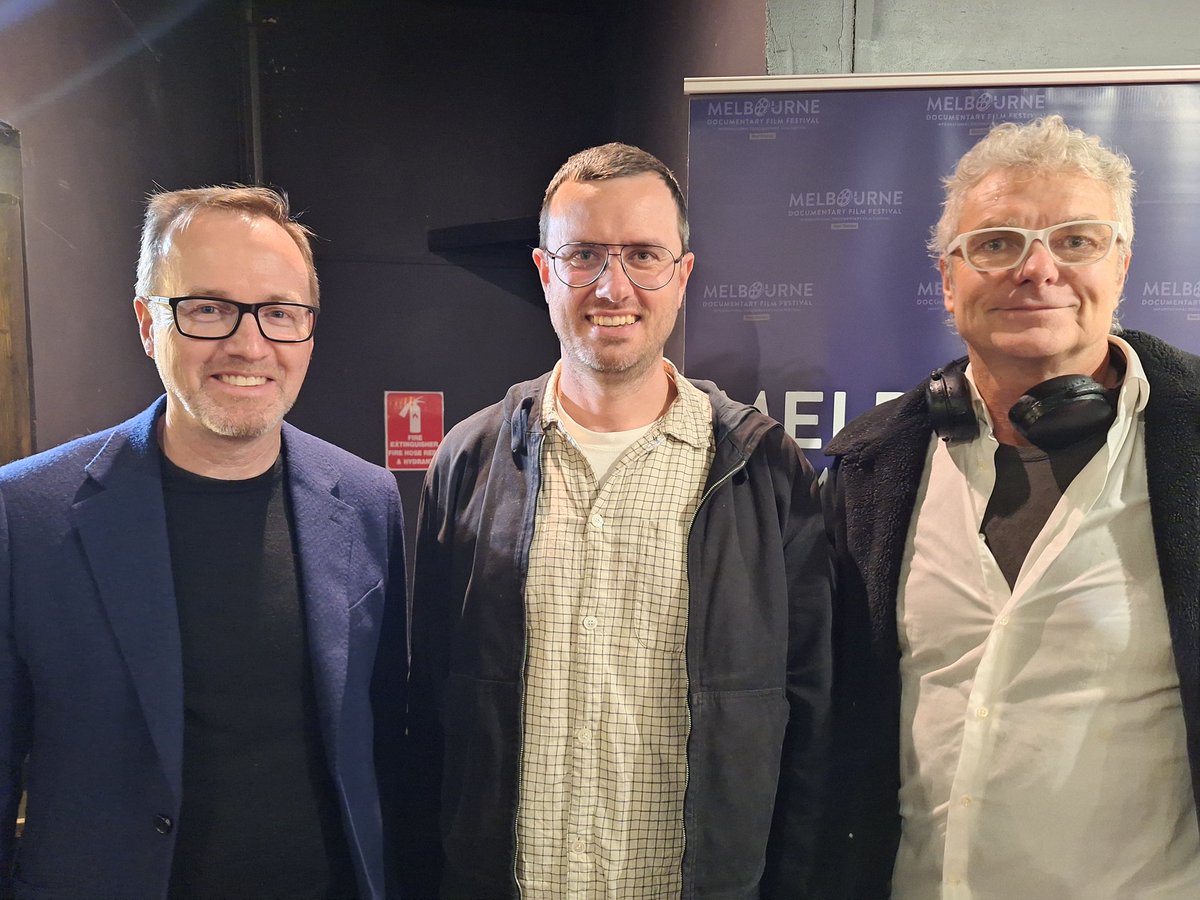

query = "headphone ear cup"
[
  {"left": 926, "top": 365, "right": 978, "bottom": 444},
  {"left": 1009, "top": 375, "right": 1117, "bottom": 449}
]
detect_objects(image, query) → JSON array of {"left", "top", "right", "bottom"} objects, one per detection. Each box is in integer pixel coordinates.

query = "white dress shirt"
[{"left": 892, "top": 336, "right": 1200, "bottom": 899}]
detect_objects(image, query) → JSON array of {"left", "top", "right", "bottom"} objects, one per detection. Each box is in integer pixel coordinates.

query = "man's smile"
[{"left": 588, "top": 313, "right": 639, "bottom": 327}]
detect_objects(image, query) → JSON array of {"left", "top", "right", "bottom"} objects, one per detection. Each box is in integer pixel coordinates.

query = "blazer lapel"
[
  {"left": 284, "top": 426, "right": 356, "bottom": 767},
  {"left": 74, "top": 400, "right": 184, "bottom": 799}
]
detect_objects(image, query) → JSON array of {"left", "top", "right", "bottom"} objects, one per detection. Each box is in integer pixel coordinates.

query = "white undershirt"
[
  {"left": 555, "top": 400, "right": 654, "bottom": 489},
  {"left": 893, "top": 335, "right": 1200, "bottom": 900}
]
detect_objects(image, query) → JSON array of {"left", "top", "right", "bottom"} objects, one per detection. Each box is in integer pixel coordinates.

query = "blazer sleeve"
[
  {"left": 372, "top": 475, "right": 409, "bottom": 898},
  {"left": 0, "top": 486, "right": 33, "bottom": 896}
]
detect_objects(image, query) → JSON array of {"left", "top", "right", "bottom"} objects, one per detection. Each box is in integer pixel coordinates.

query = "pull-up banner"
[{"left": 683, "top": 68, "right": 1200, "bottom": 460}]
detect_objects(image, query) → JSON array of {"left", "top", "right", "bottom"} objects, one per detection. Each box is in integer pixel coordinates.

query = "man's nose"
[
  {"left": 224, "top": 310, "right": 272, "bottom": 354},
  {"left": 1017, "top": 238, "right": 1060, "bottom": 280},
  {"left": 595, "top": 251, "right": 634, "bottom": 298}
]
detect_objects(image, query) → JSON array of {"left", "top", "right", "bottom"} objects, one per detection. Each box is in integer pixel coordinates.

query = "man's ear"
[
  {"left": 532, "top": 247, "right": 553, "bottom": 298},
  {"left": 940, "top": 256, "right": 955, "bottom": 315},
  {"left": 675, "top": 252, "right": 695, "bottom": 310},
  {"left": 134, "top": 297, "right": 157, "bottom": 358}
]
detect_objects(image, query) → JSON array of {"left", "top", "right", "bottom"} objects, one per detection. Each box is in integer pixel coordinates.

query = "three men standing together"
[{"left": 6, "top": 116, "right": 1200, "bottom": 900}]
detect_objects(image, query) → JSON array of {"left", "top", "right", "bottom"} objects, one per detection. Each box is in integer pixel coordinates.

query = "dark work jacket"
[
  {"left": 814, "top": 330, "right": 1200, "bottom": 899},
  {"left": 403, "top": 373, "right": 832, "bottom": 899}
]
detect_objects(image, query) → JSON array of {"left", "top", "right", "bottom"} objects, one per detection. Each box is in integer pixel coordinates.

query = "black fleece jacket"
[{"left": 814, "top": 330, "right": 1200, "bottom": 899}]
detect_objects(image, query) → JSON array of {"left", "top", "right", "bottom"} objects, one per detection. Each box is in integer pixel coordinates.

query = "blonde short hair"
[
  {"left": 931, "top": 115, "right": 1135, "bottom": 263},
  {"left": 136, "top": 185, "right": 319, "bottom": 304}
]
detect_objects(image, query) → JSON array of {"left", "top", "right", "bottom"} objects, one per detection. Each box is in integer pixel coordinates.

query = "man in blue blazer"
[{"left": 0, "top": 186, "right": 406, "bottom": 898}]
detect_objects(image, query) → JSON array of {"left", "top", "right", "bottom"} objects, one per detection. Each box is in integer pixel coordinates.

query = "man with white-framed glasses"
[
  {"left": 945, "top": 219, "right": 1124, "bottom": 273},
  {"left": 818, "top": 116, "right": 1200, "bottom": 899},
  {"left": 0, "top": 186, "right": 406, "bottom": 898},
  {"left": 406, "top": 143, "right": 831, "bottom": 898}
]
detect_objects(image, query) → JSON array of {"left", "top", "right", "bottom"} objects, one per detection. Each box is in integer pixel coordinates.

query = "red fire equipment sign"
[{"left": 385, "top": 391, "right": 444, "bottom": 471}]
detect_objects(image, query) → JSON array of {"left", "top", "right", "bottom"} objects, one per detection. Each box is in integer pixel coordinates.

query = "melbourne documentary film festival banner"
[{"left": 684, "top": 70, "right": 1200, "bottom": 460}]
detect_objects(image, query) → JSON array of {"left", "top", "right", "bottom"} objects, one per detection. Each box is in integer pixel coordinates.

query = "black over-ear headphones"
[{"left": 926, "top": 359, "right": 1118, "bottom": 450}]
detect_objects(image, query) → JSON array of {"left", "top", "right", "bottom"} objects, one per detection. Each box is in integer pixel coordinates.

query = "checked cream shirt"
[{"left": 515, "top": 362, "right": 714, "bottom": 899}]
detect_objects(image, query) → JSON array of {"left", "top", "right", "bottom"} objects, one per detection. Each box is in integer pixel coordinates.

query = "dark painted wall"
[{"left": 0, "top": 0, "right": 247, "bottom": 448}]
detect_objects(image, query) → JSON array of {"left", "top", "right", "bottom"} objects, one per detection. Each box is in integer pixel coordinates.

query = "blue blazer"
[{"left": 0, "top": 398, "right": 407, "bottom": 899}]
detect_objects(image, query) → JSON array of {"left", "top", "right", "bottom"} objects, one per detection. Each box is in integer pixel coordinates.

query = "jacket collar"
[
  {"left": 498, "top": 369, "right": 776, "bottom": 464},
  {"left": 825, "top": 384, "right": 932, "bottom": 465}
]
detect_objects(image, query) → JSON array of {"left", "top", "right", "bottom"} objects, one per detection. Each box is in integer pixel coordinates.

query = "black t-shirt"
[
  {"left": 981, "top": 430, "right": 1107, "bottom": 591},
  {"left": 161, "top": 453, "right": 356, "bottom": 899}
]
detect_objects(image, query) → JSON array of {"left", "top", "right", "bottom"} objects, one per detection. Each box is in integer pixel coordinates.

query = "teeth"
[
  {"left": 591, "top": 315, "right": 636, "bottom": 326},
  {"left": 217, "top": 375, "right": 268, "bottom": 386}
]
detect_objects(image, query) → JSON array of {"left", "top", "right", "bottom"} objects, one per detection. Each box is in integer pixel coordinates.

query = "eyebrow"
[
  {"left": 558, "top": 239, "right": 681, "bottom": 252},
  {"left": 970, "top": 215, "right": 1107, "bottom": 230},
  {"left": 182, "top": 288, "right": 308, "bottom": 303}
]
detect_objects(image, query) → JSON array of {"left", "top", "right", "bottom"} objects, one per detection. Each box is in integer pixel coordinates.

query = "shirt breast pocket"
[{"left": 631, "top": 521, "right": 688, "bottom": 654}]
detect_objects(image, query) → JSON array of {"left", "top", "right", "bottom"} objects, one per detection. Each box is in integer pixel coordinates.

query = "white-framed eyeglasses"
[{"left": 946, "top": 219, "right": 1124, "bottom": 272}]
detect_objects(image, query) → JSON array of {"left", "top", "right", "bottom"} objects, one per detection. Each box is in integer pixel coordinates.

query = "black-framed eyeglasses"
[
  {"left": 147, "top": 295, "right": 318, "bottom": 343},
  {"left": 543, "top": 242, "right": 686, "bottom": 290},
  {"left": 945, "top": 220, "right": 1124, "bottom": 272}
]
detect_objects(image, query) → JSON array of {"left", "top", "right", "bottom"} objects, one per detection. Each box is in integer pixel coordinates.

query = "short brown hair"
[{"left": 539, "top": 143, "right": 689, "bottom": 252}]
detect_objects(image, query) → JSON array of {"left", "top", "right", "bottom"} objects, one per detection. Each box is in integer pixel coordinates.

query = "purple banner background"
[{"left": 684, "top": 80, "right": 1200, "bottom": 461}]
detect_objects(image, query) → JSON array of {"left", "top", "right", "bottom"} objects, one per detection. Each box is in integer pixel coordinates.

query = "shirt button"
[
  {"left": 575, "top": 727, "right": 592, "bottom": 746},
  {"left": 960, "top": 795, "right": 972, "bottom": 807},
  {"left": 998, "top": 614, "right": 1010, "bottom": 626},
  {"left": 154, "top": 814, "right": 173, "bottom": 835},
  {"left": 975, "top": 706, "right": 989, "bottom": 718},
  {"left": 590, "top": 513, "right": 604, "bottom": 528},
  {"left": 582, "top": 615, "right": 598, "bottom": 631}
]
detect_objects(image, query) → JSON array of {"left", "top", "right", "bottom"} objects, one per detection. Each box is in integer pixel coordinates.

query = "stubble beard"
[
  {"left": 192, "top": 397, "right": 288, "bottom": 438},
  {"left": 560, "top": 332, "right": 664, "bottom": 386},
  {"left": 159, "top": 363, "right": 291, "bottom": 440}
]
